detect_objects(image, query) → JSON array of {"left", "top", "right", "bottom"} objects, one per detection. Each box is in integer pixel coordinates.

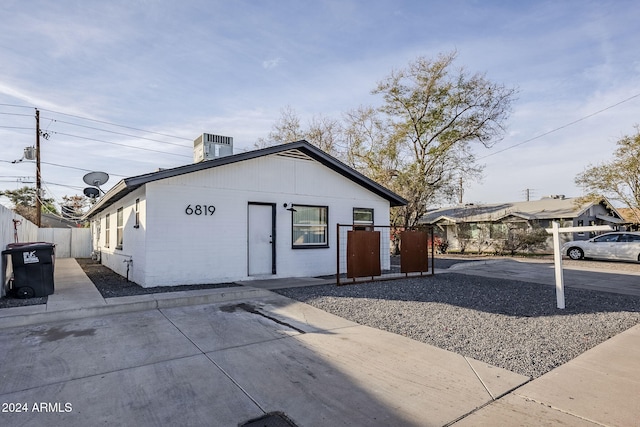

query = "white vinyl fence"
[
  {"left": 0, "top": 205, "right": 38, "bottom": 250},
  {"left": 38, "top": 228, "right": 92, "bottom": 258},
  {"left": 1, "top": 204, "right": 92, "bottom": 258}
]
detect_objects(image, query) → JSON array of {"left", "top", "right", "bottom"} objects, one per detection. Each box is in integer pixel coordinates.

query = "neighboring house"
[
  {"left": 617, "top": 207, "right": 640, "bottom": 230},
  {"left": 84, "top": 138, "right": 406, "bottom": 287},
  {"left": 420, "top": 195, "right": 626, "bottom": 253},
  {"left": 41, "top": 212, "right": 83, "bottom": 228}
]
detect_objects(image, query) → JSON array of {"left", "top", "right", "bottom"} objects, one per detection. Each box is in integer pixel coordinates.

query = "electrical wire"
[
  {"left": 40, "top": 117, "right": 192, "bottom": 148},
  {"left": 2, "top": 104, "right": 193, "bottom": 150},
  {"left": 34, "top": 183, "right": 87, "bottom": 221},
  {"left": 38, "top": 107, "right": 192, "bottom": 141},
  {"left": 1, "top": 158, "right": 129, "bottom": 178},
  {"left": 0, "top": 126, "right": 33, "bottom": 130},
  {"left": 40, "top": 160, "right": 128, "bottom": 177},
  {"left": 0, "top": 103, "right": 34, "bottom": 109},
  {"left": 0, "top": 112, "right": 33, "bottom": 117},
  {"left": 49, "top": 130, "right": 192, "bottom": 158},
  {"left": 478, "top": 92, "right": 640, "bottom": 160}
]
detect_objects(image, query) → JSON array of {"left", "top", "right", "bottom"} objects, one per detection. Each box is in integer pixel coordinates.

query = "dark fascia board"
[{"left": 84, "top": 140, "right": 407, "bottom": 219}]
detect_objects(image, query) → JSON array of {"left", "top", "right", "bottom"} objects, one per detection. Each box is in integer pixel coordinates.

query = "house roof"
[
  {"left": 617, "top": 207, "right": 640, "bottom": 224},
  {"left": 41, "top": 212, "right": 83, "bottom": 228},
  {"left": 84, "top": 140, "right": 407, "bottom": 218},
  {"left": 420, "top": 196, "right": 626, "bottom": 224}
]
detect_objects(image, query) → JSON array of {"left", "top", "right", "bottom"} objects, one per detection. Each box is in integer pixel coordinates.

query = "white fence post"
[
  {"left": 546, "top": 223, "right": 614, "bottom": 309},
  {"left": 551, "top": 221, "right": 565, "bottom": 309}
]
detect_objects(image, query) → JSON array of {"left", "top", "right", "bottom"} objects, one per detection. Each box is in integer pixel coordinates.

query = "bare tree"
[
  {"left": 257, "top": 52, "right": 516, "bottom": 227},
  {"left": 370, "top": 51, "right": 516, "bottom": 226},
  {"left": 255, "top": 106, "right": 304, "bottom": 148},
  {"left": 306, "top": 115, "right": 342, "bottom": 156},
  {"left": 575, "top": 126, "right": 640, "bottom": 224},
  {"left": 61, "top": 194, "right": 90, "bottom": 219},
  {"left": 497, "top": 222, "right": 549, "bottom": 256},
  {"left": 255, "top": 106, "right": 342, "bottom": 156}
]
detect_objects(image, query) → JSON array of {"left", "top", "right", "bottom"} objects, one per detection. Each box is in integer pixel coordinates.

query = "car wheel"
[{"left": 567, "top": 247, "right": 584, "bottom": 260}]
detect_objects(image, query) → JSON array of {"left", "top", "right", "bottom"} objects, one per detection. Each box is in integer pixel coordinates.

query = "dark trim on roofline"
[{"left": 84, "top": 140, "right": 407, "bottom": 219}]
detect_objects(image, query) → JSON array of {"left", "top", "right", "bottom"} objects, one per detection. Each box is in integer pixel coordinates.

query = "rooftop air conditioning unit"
[{"left": 193, "top": 133, "right": 233, "bottom": 163}]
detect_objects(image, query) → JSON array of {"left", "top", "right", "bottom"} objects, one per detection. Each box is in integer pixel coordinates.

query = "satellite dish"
[
  {"left": 83, "top": 171, "right": 109, "bottom": 187},
  {"left": 83, "top": 187, "right": 100, "bottom": 198}
]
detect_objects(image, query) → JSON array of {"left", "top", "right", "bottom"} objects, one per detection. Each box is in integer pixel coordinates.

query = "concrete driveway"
[
  {"left": 1, "top": 258, "right": 639, "bottom": 426},
  {"left": 0, "top": 289, "right": 527, "bottom": 426}
]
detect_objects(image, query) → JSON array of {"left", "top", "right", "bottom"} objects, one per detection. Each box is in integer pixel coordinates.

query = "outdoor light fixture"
[{"left": 283, "top": 203, "right": 297, "bottom": 212}]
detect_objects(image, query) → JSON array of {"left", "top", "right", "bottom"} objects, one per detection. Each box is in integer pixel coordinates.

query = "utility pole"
[
  {"left": 523, "top": 188, "right": 535, "bottom": 202},
  {"left": 35, "top": 108, "right": 41, "bottom": 227},
  {"left": 458, "top": 176, "right": 464, "bottom": 205}
]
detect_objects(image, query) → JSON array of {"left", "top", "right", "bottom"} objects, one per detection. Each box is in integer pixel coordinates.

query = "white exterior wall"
[
  {"left": 106, "top": 154, "right": 391, "bottom": 287},
  {"left": 94, "top": 187, "right": 147, "bottom": 284}
]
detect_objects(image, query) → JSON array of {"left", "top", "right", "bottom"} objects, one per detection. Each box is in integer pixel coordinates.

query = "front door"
[{"left": 248, "top": 203, "right": 275, "bottom": 276}]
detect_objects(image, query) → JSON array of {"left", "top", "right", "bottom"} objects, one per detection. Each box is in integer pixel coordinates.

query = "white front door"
[{"left": 248, "top": 203, "right": 275, "bottom": 276}]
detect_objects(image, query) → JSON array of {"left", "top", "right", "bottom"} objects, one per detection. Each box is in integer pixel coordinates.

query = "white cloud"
[
  {"left": 262, "top": 57, "right": 282, "bottom": 70},
  {"left": 1, "top": 0, "right": 640, "bottom": 206}
]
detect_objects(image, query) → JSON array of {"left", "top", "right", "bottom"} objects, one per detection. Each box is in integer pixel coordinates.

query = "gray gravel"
[{"left": 275, "top": 273, "right": 640, "bottom": 379}]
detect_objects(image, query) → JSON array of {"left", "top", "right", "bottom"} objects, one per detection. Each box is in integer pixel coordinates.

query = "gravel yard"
[
  {"left": 275, "top": 273, "right": 640, "bottom": 379},
  {"left": 76, "top": 258, "right": 239, "bottom": 297},
  {"left": 2, "top": 256, "right": 639, "bottom": 381}
]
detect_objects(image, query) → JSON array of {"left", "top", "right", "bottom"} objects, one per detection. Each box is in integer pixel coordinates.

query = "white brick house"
[{"left": 84, "top": 140, "right": 406, "bottom": 287}]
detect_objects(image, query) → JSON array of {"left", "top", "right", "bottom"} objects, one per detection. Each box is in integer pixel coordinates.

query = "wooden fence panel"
[{"left": 346, "top": 230, "right": 381, "bottom": 278}]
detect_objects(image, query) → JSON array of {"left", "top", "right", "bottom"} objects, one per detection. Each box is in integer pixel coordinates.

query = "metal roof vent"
[{"left": 194, "top": 133, "right": 233, "bottom": 163}]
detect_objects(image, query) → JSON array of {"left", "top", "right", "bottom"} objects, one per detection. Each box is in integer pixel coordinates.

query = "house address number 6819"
[{"left": 185, "top": 205, "right": 216, "bottom": 215}]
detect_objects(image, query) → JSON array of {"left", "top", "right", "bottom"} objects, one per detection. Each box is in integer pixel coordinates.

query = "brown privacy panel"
[
  {"left": 400, "top": 231, "right": 429, "bottom": 273},
  {"left": 346, "top": 230, "right": 381, "bottom": 278}
]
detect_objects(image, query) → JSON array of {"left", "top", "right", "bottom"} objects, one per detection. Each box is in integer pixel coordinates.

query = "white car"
[{"left": 562, "top": 232, "right": 640, "bottom": 262}]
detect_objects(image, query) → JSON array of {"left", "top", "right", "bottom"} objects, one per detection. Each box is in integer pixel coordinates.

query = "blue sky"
[{"left": 1, "top": 0, "right": 640, "bottom": 210}]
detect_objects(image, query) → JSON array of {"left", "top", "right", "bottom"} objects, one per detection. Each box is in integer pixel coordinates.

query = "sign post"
[{"left": 545, "top": 222, "right": 614, "bottom": 309}]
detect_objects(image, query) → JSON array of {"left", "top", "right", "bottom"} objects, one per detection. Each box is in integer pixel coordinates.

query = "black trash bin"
[{"left": 2, "top": 242, "right": 56, "bottom": 298}]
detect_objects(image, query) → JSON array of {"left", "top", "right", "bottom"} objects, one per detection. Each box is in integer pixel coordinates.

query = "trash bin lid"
[{"left": 4, "top": 242, "right": 55, "bottom": 253}]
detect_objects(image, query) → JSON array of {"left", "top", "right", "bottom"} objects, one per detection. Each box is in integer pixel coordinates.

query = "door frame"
[{"left": 247, "top": 202, "right": 277, "bottom": 275}]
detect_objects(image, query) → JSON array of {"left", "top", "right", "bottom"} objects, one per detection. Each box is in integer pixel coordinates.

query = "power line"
[
  {"left": 1, "top": 158, "right": 129, "bottom": 177},
  {"left": 38, "top": 107, "right": 192, "bottom": 141},
  {"left": 49, "top": 130, "right": 192, "bottom": 158},
  {"left": 2, "top": 103, "right": 193, "bottom": 144},
  {"left": 479, "top": 92, "right": 640, "bottom": 160},
  {"left": 41, "top": 160, "right": 128, "bottom": 177},
  {"left": 41, "top": 117, "right": 191, "bottom": 148},
  {"left": 0, "top": 112, "right": 33, "bottom": 117},
  {"left": 0, "top": 126, "right": 33, "bottom": 130},
  {"left": 0, "top": 103, "right": 34, "bottom": 109}
]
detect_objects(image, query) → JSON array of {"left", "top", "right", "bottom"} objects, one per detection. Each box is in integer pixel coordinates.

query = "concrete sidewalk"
[{"left": 0, "top": 258, "right": 638, "bottom": 426}]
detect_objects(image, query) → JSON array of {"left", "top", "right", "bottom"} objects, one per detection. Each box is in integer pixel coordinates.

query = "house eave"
[{"left": 83, "top": 140, "right": 406, "bottom": 219}]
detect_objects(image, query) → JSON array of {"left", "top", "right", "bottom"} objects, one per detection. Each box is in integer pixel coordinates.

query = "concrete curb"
[
  {"left": 0, "top": 287, "right": 273, "bottom": 329},
  {"left": 447, "top": 259, "right": 506, "bottom": 270}
]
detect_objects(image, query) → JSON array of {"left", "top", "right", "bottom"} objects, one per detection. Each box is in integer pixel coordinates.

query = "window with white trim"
[
  {"left": 134, "top": 198, "right": 140, "bottom": 228},
  {"left": 116, "top": 207, "right": 124, "bottom": 249},
  {"left": 292, "top": 205, "right": 328, "bottom": 247},
  {"left": 353, "top": 207, "right": 374, "bottom": 230},
  {"left": 105, "top": 214, "right": 110, "bottom": 248}
]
